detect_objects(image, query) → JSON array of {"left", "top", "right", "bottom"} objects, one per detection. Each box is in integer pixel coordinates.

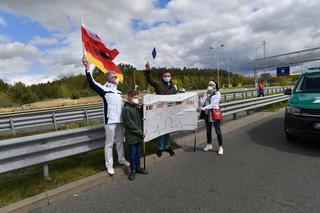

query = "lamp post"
[
  {"left": 210, "top": 43, "right": 224, "bottom": 86},
  {"left": 254, "top": 40, "right": 266, "bottom": 88},
  {"left": 222, "top": 57, "right": 232, "bottom": 88}
]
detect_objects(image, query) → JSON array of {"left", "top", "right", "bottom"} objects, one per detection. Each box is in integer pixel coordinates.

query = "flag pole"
[
  {"left": 80, "top": 11, "right": 86, "bottom": 57},
  {"left": 143, "top": 141, "right": 146, "bottom": 170},
  {"left": 193, "top": 129, "right": 197, "bottom": 152}
]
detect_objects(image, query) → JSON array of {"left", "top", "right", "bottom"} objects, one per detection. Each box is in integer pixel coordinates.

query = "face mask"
[
  {"left": 114, "top": 78, "right": 119, "bottom": 85},
  {"left": 131, "top": 98, "right": 139, "bottom": 104},
  {"left": 207, "top": 86, "right": 215, "bottom": 94},
  {"left": 163, "top": 77, "right": 171, "bottom": 83}
]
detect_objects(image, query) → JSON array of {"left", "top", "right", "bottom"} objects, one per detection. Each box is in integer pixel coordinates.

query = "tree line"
[{"left": 0, "top": 64, "right": 257, "bottom": 107}]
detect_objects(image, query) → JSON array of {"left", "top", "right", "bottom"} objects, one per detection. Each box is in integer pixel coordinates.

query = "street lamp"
[
  {"left": 221, "top": 57, "right": 232, "bottom": 89},
  {"left": 210, "top": 44, "right": 224, "bottom": 86},
  {"left": 255, "top": 40, "right": 267, "bottom": 85}
]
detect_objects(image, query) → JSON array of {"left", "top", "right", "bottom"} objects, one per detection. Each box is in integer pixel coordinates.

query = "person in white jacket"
[
  {"left": 82, "top": 56, "right": 129, "bottom": 175},
  {"left": 197, "top": 80, "right": 224, "bottom": 155}
]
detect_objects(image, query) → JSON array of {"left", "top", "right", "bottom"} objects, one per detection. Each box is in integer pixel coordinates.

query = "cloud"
[
  {"left": 0, "top": 16, "right": 7, "bottom": 26},
  {"left": 0, "top": 0, "right": 320, "bottom": 85},
  {"left": 0, "top": 57, "right": 31, "bottom": 75},
  {"left": 29, "top": 36, "right": 59, "bottom": 46},
  {"left": 3, "top": 73, "right": 56, "bottom": 85},
  {"left": 0, "top": 42, "right": 40, "bottom": 59}
]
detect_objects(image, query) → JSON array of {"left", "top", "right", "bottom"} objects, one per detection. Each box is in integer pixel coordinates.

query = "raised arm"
[
  {"left": 144, "top": 61, "right": 159, "bottom": 88},
  {"left": 83, "top": 56, "right": 106, "bottom": 97}
]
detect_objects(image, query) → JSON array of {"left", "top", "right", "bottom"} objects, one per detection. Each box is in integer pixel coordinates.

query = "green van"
[{"left": 284, "top": 71, "right": 320, "bottom": 140}]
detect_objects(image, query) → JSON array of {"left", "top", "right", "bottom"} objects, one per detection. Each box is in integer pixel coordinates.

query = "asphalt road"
[{"left": 33, "top": 111, "right": 320, "bottom": 213}]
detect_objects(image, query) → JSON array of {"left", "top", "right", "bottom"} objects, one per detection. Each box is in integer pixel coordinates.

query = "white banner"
[{"left": 143, "top": 92, "right": 198, "bottom": 142}]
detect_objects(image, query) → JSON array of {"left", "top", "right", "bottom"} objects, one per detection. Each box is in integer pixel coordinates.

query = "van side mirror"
[{"left": 284, "top": 88, "right": 292, "bottom": 95}]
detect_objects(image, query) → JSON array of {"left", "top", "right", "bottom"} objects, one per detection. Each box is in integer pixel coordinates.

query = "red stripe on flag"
[{"left": 81, "top": 26, "right": 119, "bottom": 60}]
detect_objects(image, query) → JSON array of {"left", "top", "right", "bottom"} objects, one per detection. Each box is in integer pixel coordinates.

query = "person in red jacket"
[{"left": 258, "top": 81, "right": 265, "bottom": 97}]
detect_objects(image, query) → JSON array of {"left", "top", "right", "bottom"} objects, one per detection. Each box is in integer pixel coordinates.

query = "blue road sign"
[{"left": 277, "top": 66, "right": 290, "bottom": 76}]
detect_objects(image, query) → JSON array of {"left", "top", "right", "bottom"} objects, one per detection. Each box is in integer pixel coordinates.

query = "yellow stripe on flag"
[{"left": 85, "top": 50, "right": 124, "bottom": 83}]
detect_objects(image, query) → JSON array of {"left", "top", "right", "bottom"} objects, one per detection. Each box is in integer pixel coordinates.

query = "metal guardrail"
[
  {"left": 0, "top": 87, "right": 287, "bottom": 136},
  {"left": 0, "top": 94, "right": 289, "bottom": 178}
]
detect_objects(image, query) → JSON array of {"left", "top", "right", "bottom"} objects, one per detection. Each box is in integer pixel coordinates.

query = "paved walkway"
[{"left": 33, "top": 110, "right": 320, "bottom": 213}]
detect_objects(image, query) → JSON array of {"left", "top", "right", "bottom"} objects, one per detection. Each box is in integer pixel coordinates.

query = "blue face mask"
[{"left": 163, "top": 77, "right": 171, "bottom": 83}]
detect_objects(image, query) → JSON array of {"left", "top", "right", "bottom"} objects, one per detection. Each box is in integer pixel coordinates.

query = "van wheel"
[{"left": 285, "top": 132, "right": 297, "bottom": 142}]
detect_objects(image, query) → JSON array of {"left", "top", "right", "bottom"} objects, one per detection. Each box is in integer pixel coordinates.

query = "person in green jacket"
[{"left": 123, "top": 90, "right": 148, "bottom": 181}]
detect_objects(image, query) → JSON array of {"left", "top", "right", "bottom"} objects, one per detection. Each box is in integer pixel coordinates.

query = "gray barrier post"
[
  {"left": 85, "top": 109, "right": 89, "bottom": 124},
  {"left": 52, "top": 113, "right": 57, "bottom": 130},
  {"left": 10, "top": 118, "right": 16, "bottom": 136},
  {"left": 233, "top": 113, "right": 237, "bottom": 120},
  {"left": 43, "top": 163, "right": 51, "bottom": 180}
]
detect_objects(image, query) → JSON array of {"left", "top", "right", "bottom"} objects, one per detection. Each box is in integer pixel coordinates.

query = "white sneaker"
[
  {"left": 107, "top": 167, "right": 115, "bottom": 176},
  {"left": 218, "top": 147, "right": 223, "bottom": 155},
  {"left": 118, "top": 159, "right": 130, "bottom": 167},
  {"left": 203, "top": 144, "right": 213, "bottom": 152}
]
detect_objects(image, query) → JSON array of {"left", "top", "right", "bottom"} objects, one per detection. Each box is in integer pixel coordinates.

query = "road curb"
[{"left": 0, "top": 149, "right": 184, "bottom": 213}]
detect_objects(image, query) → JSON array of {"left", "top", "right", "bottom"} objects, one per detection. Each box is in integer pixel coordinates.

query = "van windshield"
[{"left": 295, "top": 74, "right": 320, "bottom": 93}]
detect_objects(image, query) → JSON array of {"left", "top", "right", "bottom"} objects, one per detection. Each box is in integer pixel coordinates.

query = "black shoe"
[
  {"left": 165, "top": 148, "right": 175, "bottom": 156},
  {"left": 156, "top": 149, "right": 162, "bottom": 157},
  {"left": 128, "top": 171, "right": 135, "bottom": 181},
  {"left": 136, "top": 168, "right": 148, "bottom": 175}
]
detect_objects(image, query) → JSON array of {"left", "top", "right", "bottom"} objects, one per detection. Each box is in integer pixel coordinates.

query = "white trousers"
[{"left": 104, "top": 124, "right": 125, "bottom": 169}]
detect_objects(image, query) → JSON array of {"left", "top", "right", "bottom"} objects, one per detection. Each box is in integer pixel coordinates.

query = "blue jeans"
[
  {"left": 205, "top": 115, "right": 223, "bottom": 146},
  {"left": 258, "top": 89, "right": 265, "bottom": 97},
  {"left": 156, "top": 134, "right": 170, "bottom": 150},
  {"left": 129, "top": 143, "right": 141, "bottom": 171}
]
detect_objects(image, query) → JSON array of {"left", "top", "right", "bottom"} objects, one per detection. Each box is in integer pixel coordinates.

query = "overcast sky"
[{"left": 0, "top": 0, "right": 320, "bottom": 85}]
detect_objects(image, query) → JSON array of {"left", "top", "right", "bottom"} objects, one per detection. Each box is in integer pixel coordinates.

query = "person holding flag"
[
  {"left": 81, "top": 22, "right": 129, "bottom": 176},
  {"left": 144, "top": 49, "right": 177, "bottom": 157}
]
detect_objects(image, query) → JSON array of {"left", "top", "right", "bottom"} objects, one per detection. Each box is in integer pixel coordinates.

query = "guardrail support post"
[
  {"left": 10, "top": 118, "right": 16, "bottom": 136},
  {"left": 224, "top": 94, "right": 227, "bottom": 102},
  {"left": 246, "top": 110, "right": 250, "bottom": 116},
  {"left": 233, "top": 93, "right": 236, "bottom": 100},
  {"left": 85, "top": 109, "right": 89, "bottom": 124},
  {"left": 43, "top": 163, "right": 51, "bottom": 180},
  {"left": 233, "top": 113, "right": 237, "bottom": 120},
  {"left": 52, "top": 113, "right": 57, "bottom": 130}
]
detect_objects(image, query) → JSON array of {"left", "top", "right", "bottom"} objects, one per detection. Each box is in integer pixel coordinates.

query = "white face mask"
[
  {"left": 131, "top": 98, "right": 139, "bottom": 104},
  {"left": 207, "top": 86, "right": 215, "bottom": 94},
  {"left": 163, "top": 77, "right": 171, "bottom": 83}
]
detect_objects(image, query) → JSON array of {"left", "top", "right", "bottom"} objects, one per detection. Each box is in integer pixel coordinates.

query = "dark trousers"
[
  {"left": 129, "top": 143, "right": 141, "bottom": 171},
  {"left": 257, "top": 89, "right": 265, "bottom": 97},
  {"left": 205, "top": 115, "right": 223, "bottom": 146}
]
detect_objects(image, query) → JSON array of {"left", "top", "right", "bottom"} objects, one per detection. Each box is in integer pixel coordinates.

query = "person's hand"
[
  {"left": 82, "top": 56, "right": 89, "bottom": 72},
  {"left": 197, "top": 107, "right": 202, "bottom": 112},
  {"left": 145, "top": 61, "right": 150, "bottom": 70}
]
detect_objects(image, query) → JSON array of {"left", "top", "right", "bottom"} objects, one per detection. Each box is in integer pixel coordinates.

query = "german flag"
[{"left": 81, "top": 24, "right": 123, "bottom": 82}]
